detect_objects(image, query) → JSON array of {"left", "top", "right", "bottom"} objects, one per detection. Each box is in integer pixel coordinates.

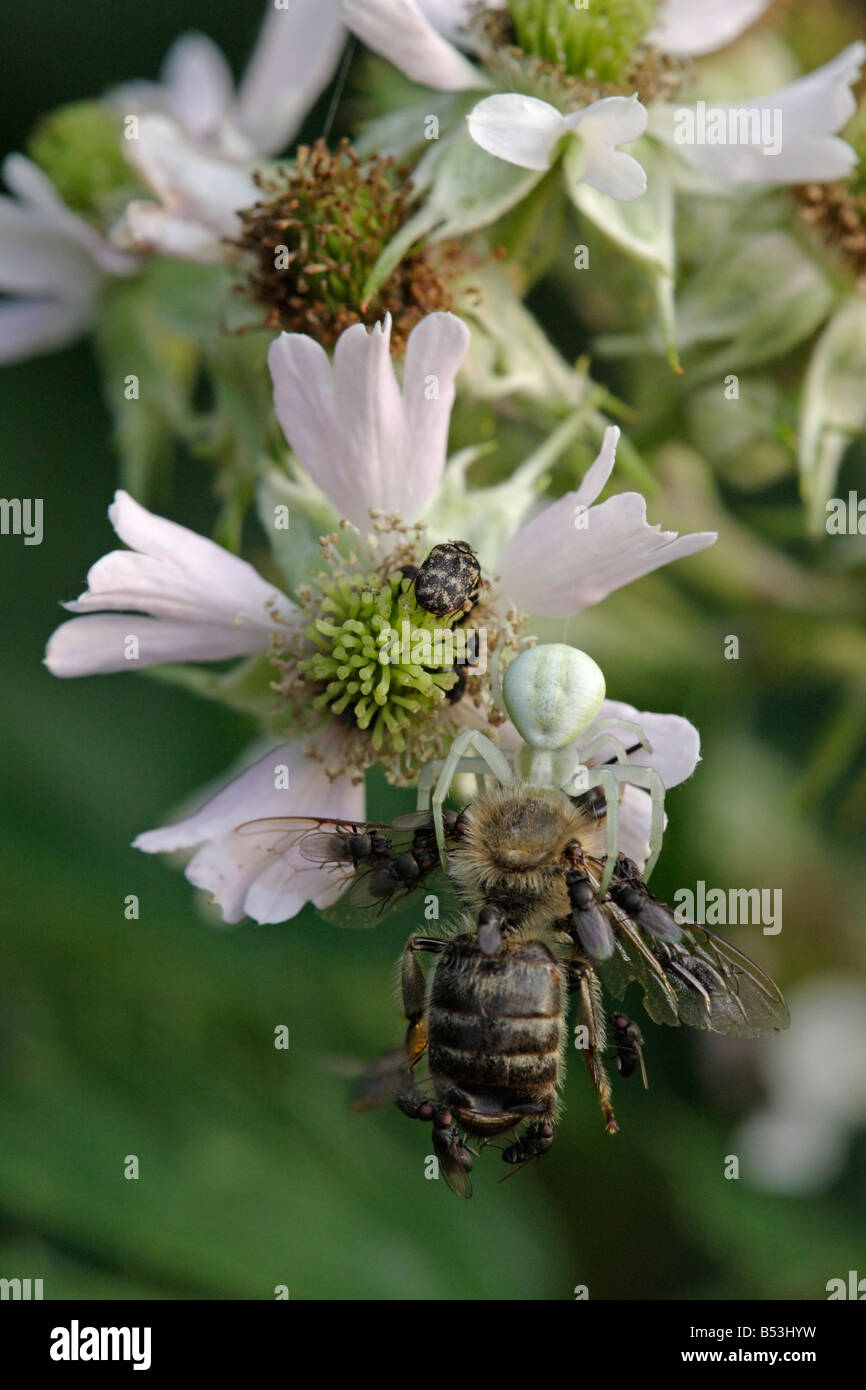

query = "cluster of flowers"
[{"left": 6, "top": 0, "right": 862, "bottom": 924}]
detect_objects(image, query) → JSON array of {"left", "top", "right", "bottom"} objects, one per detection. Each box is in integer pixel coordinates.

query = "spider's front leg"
[
  {"left": 428, "top": 729, "right": 514, "bottom": 868},
  {"left": 583, "top": 764, "right": 666, "bottom": 895}
]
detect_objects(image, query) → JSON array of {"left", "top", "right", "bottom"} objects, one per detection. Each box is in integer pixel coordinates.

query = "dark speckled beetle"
[{"left": 413, "top": 540, "right": 480, "bottom": 618}]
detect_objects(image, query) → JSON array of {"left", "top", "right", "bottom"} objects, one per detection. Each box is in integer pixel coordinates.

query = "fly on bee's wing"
[{"left": 582, "top": 857, "right": 790, "bottom": 1039}]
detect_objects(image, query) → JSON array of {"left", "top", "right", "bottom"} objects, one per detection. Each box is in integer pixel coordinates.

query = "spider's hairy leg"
[
  {"left": 430, "top": 729, "right": 514, "bottom": 868},
  {"left": 580, "top": 716, "right": 653, "bottom": 760}
]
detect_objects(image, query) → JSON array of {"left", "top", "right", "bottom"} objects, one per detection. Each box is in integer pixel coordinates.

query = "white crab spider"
[{"left": 416, "top": 643, "right": 665, "bottom": 896}]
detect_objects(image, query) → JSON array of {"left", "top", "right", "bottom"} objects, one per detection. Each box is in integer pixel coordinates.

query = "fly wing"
[
  {"left": 586, "top": 858, "right": 789, "bottom": 1038},
  {"left": 600, "top": 903, "right": 682, "bottom": 1029},
  {"left": 654, "top": 922, "right": 790, "bottom": 1037}
]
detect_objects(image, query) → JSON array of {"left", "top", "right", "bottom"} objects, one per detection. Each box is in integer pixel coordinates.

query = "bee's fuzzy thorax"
[{"left": 449, "top": 783, "right": 606, "bottom": 923}]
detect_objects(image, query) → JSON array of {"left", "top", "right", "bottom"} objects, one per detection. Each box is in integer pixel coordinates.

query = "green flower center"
[
  {"left": 27, "top": 100, "right": 142, "bottom": 225},
  {"left": 504, "top": 0, "right": 657, "bottom": 84},
  {"left": 235, "top": 138, "right": 452, "bottom": 349},
  {"left": 297, "top": 563, "right": 462, "bottom": 754}
]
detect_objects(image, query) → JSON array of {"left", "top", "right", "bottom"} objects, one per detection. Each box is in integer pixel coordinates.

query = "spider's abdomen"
[{"left": 427, "top": 936, "right": 566, "bottom": 1135}]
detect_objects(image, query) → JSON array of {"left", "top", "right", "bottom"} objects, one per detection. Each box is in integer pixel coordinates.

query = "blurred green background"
[{"left": 1, "top": 1, "right": 865, "bottom": 1300}]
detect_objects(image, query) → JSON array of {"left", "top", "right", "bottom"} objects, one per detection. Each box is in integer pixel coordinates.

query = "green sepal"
[
  {"left": 799, "top": 297, "right": 866, "bottom": 535},
  {"left": 363, "top": 129, "right": 542, "bottom": 303},
  {"left": 565, "top": 136, "right": 678, "bottom": 368},
  {"left": 256, "top": 468, "right": 341, "bottom": 599},
  {"left": 142, "top": 652, "right": 282, "bottom": 725}
]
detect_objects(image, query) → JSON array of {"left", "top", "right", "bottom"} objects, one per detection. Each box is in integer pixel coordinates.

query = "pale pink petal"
[
  {"left": 652, "top": 0, "right": 773, "bottom": 58},
  {"left": 0, "top": 199, "right": 102, "bottom": 294},
  {"left": 342, "top": 0, "right": 484, "bottom": 91},
  {"left": 582, "top": 699, "right": 701, "bottom": 789},
  {"left": 2, "top": 154, "right": 137, "bottom": 276},
  {"left": 497, "top": 477, "right": 716, "bottom": 617},
  {"left": 467, "top": 94, "right": 568, "bottom": 170},
  {"left": 268, "top": 312, "right": 469, "bottom": 528},
  {"left": 125, "top": 115, "right": 258, "bottom": 235},
  {"left": 45, "top": 491, "right": 296, "bottom": 676},
  {"left": 237, "top": 0, "right": 346, "bottom": 154},
  {"left": 0, "top": 297, "right": 91, "bottom": 363},
  {"left": 573, "top": 426, "right": 619, "bottom": 508},
  {"left": 135, "top": 739, "right": 365, "bottom": 924},
  {"left": 616, "top": 783, "right": 657, "bottom": 870},
  {"left": 45, "top": 614, "right": 274, "bottom": 676},
  {"left": 162, "top": 33, "right": 235, "bottom": 138},
  {"left": 112, "top": 199, "right": 226, "bottom": 262}
]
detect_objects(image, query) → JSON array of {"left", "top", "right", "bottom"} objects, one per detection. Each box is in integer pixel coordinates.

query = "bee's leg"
[
  {"left": 570, "top": 962, "right": 618, "bottom": 1134},
  {"left": 400, "top": 935, "right": 442, "bottom": 1060},
  {"left": 430, "top": 729, "right": 514, "bottom": 868}
]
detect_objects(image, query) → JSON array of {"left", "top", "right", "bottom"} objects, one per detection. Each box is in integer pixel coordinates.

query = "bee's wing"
[
  {"left": 587, "top": 864, "right": 789, "bottom": 1038},
  {"left": 350, "top": 1047, "right": 415, "bottom": 1112}
]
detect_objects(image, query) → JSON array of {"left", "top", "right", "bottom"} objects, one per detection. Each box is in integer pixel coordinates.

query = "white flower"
[
  {"left": 110, "top": 0, "right": 346, "bottom": 261},
  {"left": 650, "top": 0, "right": 773, "bottom": 59},
  {"left": 341, "top": 0, "right": 492, "bottom": 92},
  {"left": 467, "top": 92, "right": 648, "bottom": 199},
  {"left": 345, "top": 1, "right": 864, "bottom": 194},
  {"left": 113, "top": 0, "right": 346, "bottom": 160},
  {"left": 0, "top": 155, "right": 137, "bottom": 364},
  {"left": 46, "top": 311, "right": 713, "bottom": 924},
  {"left": 112, "top": 116, "right": 260, "bottom": 263},
  {"left": 651, "top": 40, "right": 866, "bottom": 185}
]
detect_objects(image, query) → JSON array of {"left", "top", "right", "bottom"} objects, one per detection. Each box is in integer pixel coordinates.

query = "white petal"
[
  {"left": 581, "top": 700, "right": 701, "bottom": 789},
  {"left": 112, "top": 199, "right": 227, "bottom": 263},
  {"left": 135, "top": 739, "right": 365, "bottom": 924},
  {"left": 162, "top": 32, "right": 235, "bottom": 139},
  {"left": 45, "top": 491, "right": 295, "bottom": 676},
  {"left": 0, "top": 297, "right": 91, "bottom": 363},
  {"left": 652, "top": 0, "right": 772, "bottom": 58},
  {"left": 2, "top": 154, "right": 137, "bottom": 276},
  {"left": 659, "top": 41, "right": 866, "bottom": 185},
  {"left": 126, "top": 115, "right": 258, "bottom": 235},
  {"left": 566, "top": 95, "right": 648, "bottom": 200},
  {"left": 390, "top": 310, "right": 470, "bottom": 517},
  {"left": 573, "top": 426, "right": 619, "bottom": 508},
  {"left": 236, "top": 0, "right": 346, "bottom": 155},
  {"left": 0, "top": 198, "right": 102, "bottom": 295},
  {"left": 44, "top": 613, "right": 274, "bottom": 676},
  {"left": 616, "top": 783, "right": 660, "bottom": 870},
  {"left": 268, "top": 312, "right": 468, "bottom": 528},
  {"left": 467, "top": 93, "right": 568, "bottom": 171},
  {"left": 342, "top": 0, "right": 484, "bottom": 91},
  {"left": 497, "top": 484, "right": 716, "bottom": 617}
]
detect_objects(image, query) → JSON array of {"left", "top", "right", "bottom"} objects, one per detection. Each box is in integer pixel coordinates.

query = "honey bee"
[{"left": 243, "top": 782, "right": 789, "bottom": 1198}]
